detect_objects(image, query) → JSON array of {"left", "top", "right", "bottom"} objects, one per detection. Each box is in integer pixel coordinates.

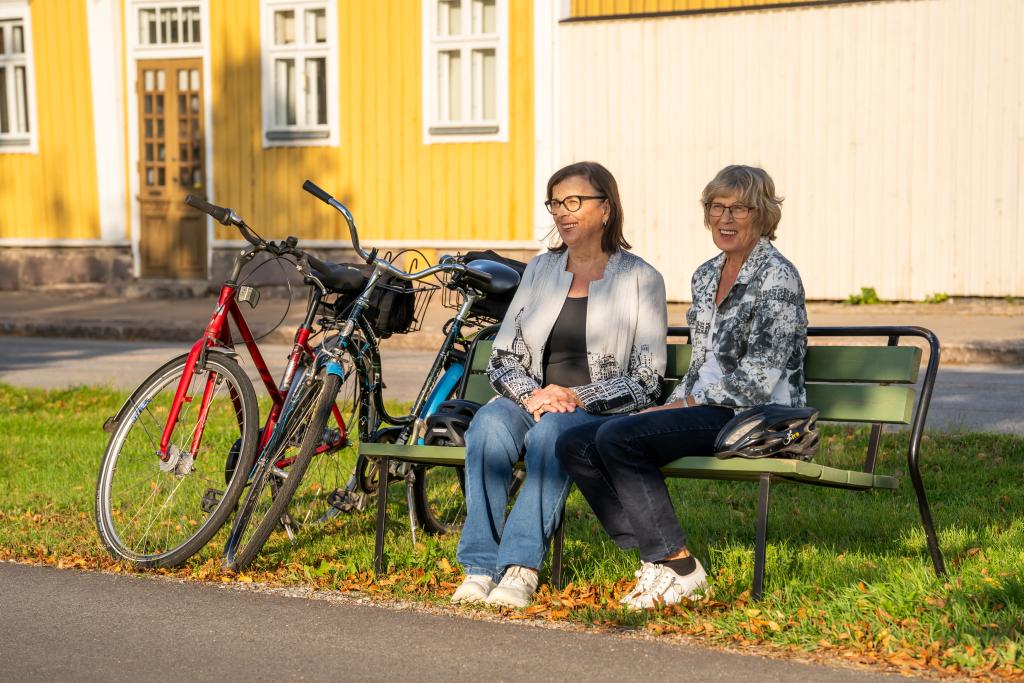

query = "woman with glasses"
[
  {"left": 557, "top": 165, "right": 808, "bottom": 609},
  {"left": 452, "top": 161, "right": 668, "bottom": 608}
]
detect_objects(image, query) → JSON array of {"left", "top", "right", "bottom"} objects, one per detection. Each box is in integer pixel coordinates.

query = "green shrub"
[
  {"left": 923, "top": 292, "right": 950, "bottom": 304},
  {"left": 845, "top": 287, "right": 882, "bottom": 305}
]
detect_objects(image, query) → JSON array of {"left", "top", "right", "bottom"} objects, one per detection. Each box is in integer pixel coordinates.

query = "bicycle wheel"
[
  {"left": 413, "top": 464, "right": 466, "bottom": 535},
  {"left": 95, "top": 351, "right": 258, "bottom": 568},
  {"left": 224, "top": 355, "right": 356, "bottom": 570}
]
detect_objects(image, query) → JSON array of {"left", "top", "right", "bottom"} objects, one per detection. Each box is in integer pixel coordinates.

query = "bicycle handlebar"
[{"left": 302, "top": 179, "right": 491, "bottom": 286}]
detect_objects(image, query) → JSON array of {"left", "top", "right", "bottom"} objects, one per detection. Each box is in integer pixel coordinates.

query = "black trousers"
[{"left": 556, "top": 406, "right": 733, "bottom": 562}]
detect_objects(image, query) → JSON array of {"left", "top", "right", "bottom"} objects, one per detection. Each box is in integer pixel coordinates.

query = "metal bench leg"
[
  {"left": 908, "top": 462, "right": 946, "bottom": 575},
  {"left": 551, "top": 513, "right": 565, "bottom": 590},
  {"left": 374, "top": 456, "right": 389, "bottom": 575},
  {"left": 753, "top": 473, "right": 771, "bottom": 600}
]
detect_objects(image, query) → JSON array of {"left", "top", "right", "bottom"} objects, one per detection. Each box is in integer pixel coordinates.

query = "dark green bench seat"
[{"left": 361, "top": 325, "right": 944, "bottom": 599}]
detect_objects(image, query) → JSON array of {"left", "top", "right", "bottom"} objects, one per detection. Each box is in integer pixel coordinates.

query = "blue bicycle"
[{"left": 216, "top": 180, "right": 522, "bottom": 570}]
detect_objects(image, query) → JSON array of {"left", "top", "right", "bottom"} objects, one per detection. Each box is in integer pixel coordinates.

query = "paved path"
[
  {"left": 0, "top": 563, "right": 905, "bottom": 682},
  {"left": 2, "top": 336, "right": 1021, "bottom": 434}
]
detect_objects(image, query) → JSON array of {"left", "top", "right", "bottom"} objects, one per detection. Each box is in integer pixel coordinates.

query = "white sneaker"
[
  {"left": 619, "top": 562, "right": 661, "bottom": 605},
  {"left": 451, "top": 574, "right": 497, "bottom": 604},
  {"left": 622, "top": 559, "right": 710, "bottom": 610},
  {"left": 484, "top": 566, "right": 539, "bottom": 608}
]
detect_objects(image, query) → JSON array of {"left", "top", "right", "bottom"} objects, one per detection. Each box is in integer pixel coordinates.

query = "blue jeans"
[
  {"left": 456, "top": 397, "right": 614, "bottom": 580},
  {"left": 556, "top": 406, "right": 734, "bottom": 562}
]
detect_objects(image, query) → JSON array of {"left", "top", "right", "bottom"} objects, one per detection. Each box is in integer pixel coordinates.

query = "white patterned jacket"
[
  {"left": 486, "top": 249, "right": 667, "bottom": 415},
  {"left": 666, "top": 237, "right": 808, "bottom": 410}
]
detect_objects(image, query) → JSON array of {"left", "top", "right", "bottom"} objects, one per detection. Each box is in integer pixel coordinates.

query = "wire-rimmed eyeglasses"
[
  {"left": 705, "top": 202, "right": 756, "bottom": 219},
  {"left": 543, "top": 195, "right": 607, "bottom": 214}
]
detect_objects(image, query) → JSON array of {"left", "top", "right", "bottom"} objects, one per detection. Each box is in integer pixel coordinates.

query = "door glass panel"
[
  {"left": 156, "top": 94, "right": 163, "bottom": 113},
  {"left": 144, "top": 95, "right": 152, "bottom": 113},
  {"left": 156, "top": 118, "right": 164, "bottom": 136},
  {"left": 144, "top": 70, "right": 155, "bottom": 91},
  {"left": 146, "top": 167, "right": 154, "bottom": 186},
  {"left": 145, "top": 143, "right": 153, "bottom": 161},
  {"left": 191, "top": 94, "right": 199, "bottom": 114},
  {"left": 157, "top": 168, "right": 165, "bottom": 185},
  {"left": 156, "top": 70, "right": 165, "bottom": 91},
  {"left": 145, "top": 119, "right": 153, "bottom": 137},
  {"left": 190, "top": 69, "right": 200, "bottom": 91},
  {"left": 178, "top": 69, "right": 187, "bottom": 92}
]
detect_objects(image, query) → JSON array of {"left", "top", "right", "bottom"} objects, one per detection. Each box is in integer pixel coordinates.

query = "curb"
[{"left": 2, "top": 320, "right": 1022, "bottom": 365}]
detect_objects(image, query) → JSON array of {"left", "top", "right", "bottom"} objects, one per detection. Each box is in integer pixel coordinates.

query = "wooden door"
[{"left": 137, "top": 59, "right": 206, "bottom": 279}]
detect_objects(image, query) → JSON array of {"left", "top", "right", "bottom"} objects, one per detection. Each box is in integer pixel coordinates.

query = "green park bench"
[{"left": 360, "top": 325, "right": 945, "bottom": 599}]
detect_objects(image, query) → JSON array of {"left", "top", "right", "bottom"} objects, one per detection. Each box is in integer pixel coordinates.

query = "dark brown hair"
[{"left": 546, "top": 161, "right": 630, "bottom": 254}]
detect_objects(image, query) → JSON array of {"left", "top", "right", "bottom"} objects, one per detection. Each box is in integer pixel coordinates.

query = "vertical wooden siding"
[
  {"left": 0, "top": 1, "right": 99, "bottom": 239},
  {"left": 570, "top": 0, "right": 842, "bottom": 18},
  {"left": 209, "top": 0, "right": 534, "bottom": 245},
  {"left": 560, "top": 0, "right": 1024, "bottom": 300}
]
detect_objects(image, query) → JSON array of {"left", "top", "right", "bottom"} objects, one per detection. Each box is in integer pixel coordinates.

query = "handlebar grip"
[
  {"left": 302, "top": 180, "right": 333, "bottom": 205},
  {"left": 464, "top": 264, "right": 493, "bottom": 284},
  {"left": 185, "top": 194, "right": 233, "bottom": 225}
]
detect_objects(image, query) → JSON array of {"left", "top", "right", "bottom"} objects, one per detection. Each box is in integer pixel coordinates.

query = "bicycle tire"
[
  {"left": 222, "top": 365, "right": 328, "bottom": 570},
  {"left": 227, "top": 366, "right": 346, "bottom": 569},
  {"left": 412, "top": 464, "right": 466, "bottom": 535},
  {"left": 95, "top": 351, "right": 259, "bottom": 568}
]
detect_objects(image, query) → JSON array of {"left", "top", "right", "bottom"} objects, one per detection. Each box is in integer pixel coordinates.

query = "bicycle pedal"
[
  {"left": 326, "top": 487, "right": 358, "bottom": 513},
  {"left": 200, "top": 488, "right": 224, "bottom": 513}
]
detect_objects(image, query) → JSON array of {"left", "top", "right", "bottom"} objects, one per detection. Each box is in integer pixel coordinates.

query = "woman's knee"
[{"left": 554, "top": 421, "right": 602, "bottom": 467}]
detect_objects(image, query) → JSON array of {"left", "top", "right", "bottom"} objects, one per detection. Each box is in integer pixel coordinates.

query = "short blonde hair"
[{"left": 701, "top": 165, "right": 784, "bottom": 240}]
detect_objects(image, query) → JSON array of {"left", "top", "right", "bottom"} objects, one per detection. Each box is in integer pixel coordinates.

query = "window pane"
[
  {"left": 437, "top": 0, "right": 461, "bottom": 36},
  {"left": 306, "top": 57, "right": 326, "bottom": 125},
  {"left": 274, "top": 10, "right": 295, "bottom": 45},
  {"left": 160, "top": 8, "right": 180, "bottom": 43},
  {"left": 182, "top": 6, "right": 200, "bottom": 43},
  {"left": 306, "top": 9, "right": 326, "bottom": 44},
  {"left": 138, "top": 9, "right": 157, "bottom": 45},
  {"left": 12, "top": 24, "right": 24, "bottom": 53},
  {"left": 0, "top": 67, "right": 8, "bottom": 133},
  {"left": 0, "top": 24, "right": 5, "bottom": 55},
  {"left": 471, "top": 0, "right": 495, "bottom": 35},
  {"left": 275, "top": 58, "right": 296, "bottom": 125},
  {"left": 472, "top": 48, "right": 496, "bottom": 120},
  {"left": 438, "top": 50, "right": 461, "bottom": 121}
]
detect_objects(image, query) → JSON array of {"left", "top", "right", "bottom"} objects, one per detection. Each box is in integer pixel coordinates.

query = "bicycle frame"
[{"left": 156, "top": 247, "right": 348, "bottom": 465}]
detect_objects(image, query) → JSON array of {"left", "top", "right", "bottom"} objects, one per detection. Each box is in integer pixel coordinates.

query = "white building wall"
[{"left": 559, "top": 0, "right": 1024, "bottom": 300}]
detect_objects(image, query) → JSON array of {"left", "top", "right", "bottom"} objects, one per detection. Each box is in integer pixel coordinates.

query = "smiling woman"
[
  {"left": 451, "top": 161, "right": 668, "bottom": 609},
  {"left": 557, "top": 164, "right": 809, "bottom": 609}
]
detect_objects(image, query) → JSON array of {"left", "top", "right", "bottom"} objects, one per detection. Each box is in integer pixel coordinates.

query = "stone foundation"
[{"left": 0, "top": 246, "right": 134, "bottom": 291}]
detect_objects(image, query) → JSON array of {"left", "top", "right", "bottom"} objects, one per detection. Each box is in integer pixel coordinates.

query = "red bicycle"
[{"left": 94, "top": 196, "right": 365, "bottom": 568}]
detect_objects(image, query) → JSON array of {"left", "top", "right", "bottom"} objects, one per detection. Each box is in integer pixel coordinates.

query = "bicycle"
[
  {"left": 217, "top": 180, "right": 522, "bottom": 571},
  {"left": 95, "top": 197, "right": 388, "bottom": 569}
]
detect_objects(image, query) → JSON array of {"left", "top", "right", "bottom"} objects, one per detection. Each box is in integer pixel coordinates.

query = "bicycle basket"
[
  {"left": 332, "top": 270, "right": 438, "bottom": 338},
  {"left": 441, "top": 250, "right": 527, "bottom": 326},
  {"left": 370, "top": 272, "right": 440, "bottom": 337}
]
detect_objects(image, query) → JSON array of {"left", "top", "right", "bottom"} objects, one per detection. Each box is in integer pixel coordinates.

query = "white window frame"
[
  {"left": 134, "top": 1, "right": 203, "bottom": 47},
  {"left": 260, "top": 0, "right": 339, "bottom": 148},
  {"left": 0, "top": 1, "right": 38, "bottom": 154},
  {"left": 422, "top": 0, "right": 509, "bottom": 144}
]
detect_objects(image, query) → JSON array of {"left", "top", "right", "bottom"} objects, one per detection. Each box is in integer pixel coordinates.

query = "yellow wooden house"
[{"left": 2, "top": 0, "right": 1021, "bottom": 298}]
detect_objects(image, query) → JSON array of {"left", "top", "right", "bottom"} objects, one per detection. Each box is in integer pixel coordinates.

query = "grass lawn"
[{"left": 1, "top": 384, "right": 1021, "bottom": 678}]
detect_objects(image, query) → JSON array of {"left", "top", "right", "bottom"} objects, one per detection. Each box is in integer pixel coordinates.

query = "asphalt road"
[
  {"left": 1, "top": 336, "right": 1021, "bottom": 434},
  {"left": 0, "top": 562, "right": 906, "bottom": 682}
]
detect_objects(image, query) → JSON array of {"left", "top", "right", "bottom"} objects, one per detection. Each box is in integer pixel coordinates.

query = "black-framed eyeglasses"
[
  {"left": 706, "top": 202, "right": 756, "bottom": 219},
  {"left": 543, "top": 195, "right": 607, "bottom": 214}
]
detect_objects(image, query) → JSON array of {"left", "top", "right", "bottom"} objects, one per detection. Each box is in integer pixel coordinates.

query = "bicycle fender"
[{"left": 324, "top": 358, "right": 345, "bottom": 378}]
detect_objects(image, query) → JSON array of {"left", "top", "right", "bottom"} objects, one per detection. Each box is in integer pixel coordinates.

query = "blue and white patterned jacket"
[
  {"left": 666, "top": 238, "right": 808, "bottom": 410},
  {"left": 487, "top": 249, "right": 667, "bottom": 415}
]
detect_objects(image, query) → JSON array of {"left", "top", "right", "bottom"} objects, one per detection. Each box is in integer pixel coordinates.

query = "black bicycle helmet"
[
  {"left": 714, "top": 405, "right": 820, "bottom": 462},
  {"left": 424, "top": 400, "right": 481, "bottom": 447}
]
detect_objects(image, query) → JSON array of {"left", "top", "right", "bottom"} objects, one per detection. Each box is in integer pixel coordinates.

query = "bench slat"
[
  {"left": 806, "top": 383, "right": 915, "bottom": 424},
  {"left": 358, "top": 443, "right": 899, "bottom": 491},
  {"left": 804, "top": 345, "right": 921, "bottom": 383}
]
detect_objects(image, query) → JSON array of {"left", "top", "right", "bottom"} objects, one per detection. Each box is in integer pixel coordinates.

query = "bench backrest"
[{"left": 461, "top": 338, "right": 922, "bottom": 425}]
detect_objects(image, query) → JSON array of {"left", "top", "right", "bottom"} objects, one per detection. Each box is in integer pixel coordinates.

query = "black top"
[{"left": 542, "top": 296, "right": 591, "bottom": 388}]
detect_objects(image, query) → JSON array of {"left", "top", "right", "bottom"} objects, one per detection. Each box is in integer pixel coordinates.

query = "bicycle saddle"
[
  {"left": 310, "top": 263, "right": 369, "bottom": 293},
  {"left": 462, "top": 259, "right": 520, "bottom": 296}
]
